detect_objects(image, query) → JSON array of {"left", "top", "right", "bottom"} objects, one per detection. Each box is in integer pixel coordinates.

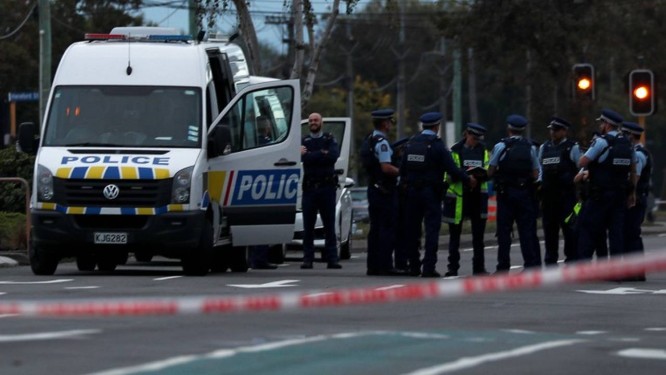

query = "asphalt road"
[{"left": 1, "top": 235, "right": 665, "bottom": 375}]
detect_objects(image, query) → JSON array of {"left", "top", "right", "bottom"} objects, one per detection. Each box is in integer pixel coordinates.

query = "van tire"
[
  {"left": 97, "top": 253, "right": 118, "bottom": 272},
  {"left": 182, "top": 220, "right": 213, "bottom": 276},
  {"left": 267, "top": 244, "right": 286, "bottom": 264},
  {"left": 29, "top": 242, "right": 59, "bottom": 276}
]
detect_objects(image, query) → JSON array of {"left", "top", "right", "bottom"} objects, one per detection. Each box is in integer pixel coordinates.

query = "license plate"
[{"left": 94, "top": 232, "right": 128, "bottom": 245}]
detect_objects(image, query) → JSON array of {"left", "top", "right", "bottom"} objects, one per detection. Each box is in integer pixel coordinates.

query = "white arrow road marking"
[
  {"left": 376, "top": 285, "right": 405, "bottom": 291},
  {"left": 0, "top": 329, "right": 101, "bottom": 343},
  {"left": 304, "top": 292, "right": 333, "bottom": 297},
  {"left": 0, "top": 279, "right": 73, "bottom": 285},
  {"left": 64, "top": 286, "right": 100, "bottom": 290},
  {"left": 617, "top": 348, "right": 666, "bottom": 360},
  {"left": 576, "top": 331, "right": 607, "bottom": 335},
  {"left": 153, "top": 276, "right": 183, "bottom": 281},
  {"left": 577, "top": 287, "right": 659, "bottom": 295},
  {"left": 227, "top": 280, "right": 299, "bottom": 289},
  {"left": 404, "top": 339, "right": 585, "bottom": 375}
]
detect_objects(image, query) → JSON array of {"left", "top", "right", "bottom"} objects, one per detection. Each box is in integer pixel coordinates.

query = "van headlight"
[
  {"left": 36, "top": 164, "right": 54, "bottom": 202},
  {"left": 171, "top": 167, "right": 193, "bottom": 204}
]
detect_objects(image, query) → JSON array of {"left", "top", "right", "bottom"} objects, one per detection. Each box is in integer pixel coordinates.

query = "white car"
[{"left": 269, "top": 118, "right": 354, "bottom": 263}]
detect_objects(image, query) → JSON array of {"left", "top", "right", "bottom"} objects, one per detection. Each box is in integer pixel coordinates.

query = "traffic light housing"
[
  {"left": 573, "top": 63, "right": 595, "bottom": 100},
  {"left": 629, "top": 69, "right": 655, "bottom": 116}
]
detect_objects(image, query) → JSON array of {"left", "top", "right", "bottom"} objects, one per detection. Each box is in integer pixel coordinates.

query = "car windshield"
[
  {"left": 350, "top": 188, "right": 367, "bottom": 202},
  {"left": 43, "top": 86, "right": 202, "bottom": 148}
]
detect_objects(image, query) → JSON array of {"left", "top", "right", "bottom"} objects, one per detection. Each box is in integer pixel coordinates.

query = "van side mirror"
[
  {"left": 208, "top": 125, "right": 232, "bottom": 158},
  {"left": 17, "top": 122, "right": 39, "bottom": 154}
]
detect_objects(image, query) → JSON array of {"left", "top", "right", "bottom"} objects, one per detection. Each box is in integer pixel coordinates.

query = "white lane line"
[
  {"left": 576, "top": 331, "right": 607, "bottom": 335},
  {"left": 65, "top": 286, "right": 100, "bottom": 290},
  {"left": 0, "top": 329, "right": 101, "bottom": 343},
  {"left": 153, "top": 276, "right": 183, "bottom": 281},
  {"left": 227, "top": 280, "right": 299, "bottom": 289},
  {"left": 0, "top": 314, "right": 18, "bottom": 318},
  {"left": 403, "top": 339, "right": 584, "bottom": 375},
  {"left": 90, "top": 331, "right": 378, "bottom": 375},
  {"left": 303, "top": 292, "right": 332, "bottom": 297},
  {"left": 617, "top": 348, "right": 666, "bottom": 360},
  {"left": 0, "top": 279, "right": 73, "bottom": 285},
  {"left": 645, "top": 327, "right": 666, "bottom": 332},
  {"left": 0, "top": 292, "right": 5, "bottom": 295},
  {"left": 502, "top": 329, "right": 534, "bottom": 334}
]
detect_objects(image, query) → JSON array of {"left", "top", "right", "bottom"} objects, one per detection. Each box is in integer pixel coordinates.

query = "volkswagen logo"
[{"left": 103, "top": 184, "right": 120, "bottom": 200}]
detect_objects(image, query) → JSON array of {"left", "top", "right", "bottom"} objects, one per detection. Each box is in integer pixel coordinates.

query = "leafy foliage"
[{"left": 0, "top": 146, "right": 34, "bottom": 213}]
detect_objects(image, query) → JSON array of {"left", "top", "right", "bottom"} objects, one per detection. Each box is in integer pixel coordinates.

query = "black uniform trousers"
[
  {"left": 496, "top": 186, "right": 541, "bottom": 271},
  {"left": 577, "top": 189, "right": 626, "bottom": 260},
  {"left": 302, "top": 184, "right": 338, "bottom": 264},
  {"left": 447, "top": 192, "right": 487, "bottom": 273},
  {"left": 366, "top": 185, "right": 397, "bottom": 273},
  {"left": 624, "top": 194, "right": 647, "bottom": 255},
  {"left": 542, "top": 189, "right": 578, "bottom": 264},
  {"left": 405, "top": 185, "right": 443, "bottom": 273}
]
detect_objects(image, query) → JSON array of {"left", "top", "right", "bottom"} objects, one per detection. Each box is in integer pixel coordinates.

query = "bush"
[
  {"left": 0, "top": 146, "right": 35, "bottom": 213},
  {"left": 0, "top": 212, "right": 27, "bottom": 250}
]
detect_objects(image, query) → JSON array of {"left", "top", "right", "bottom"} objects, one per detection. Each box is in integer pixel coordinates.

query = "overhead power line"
[{"left": 0, "top": 2, "right": 37, "bottom": 41}]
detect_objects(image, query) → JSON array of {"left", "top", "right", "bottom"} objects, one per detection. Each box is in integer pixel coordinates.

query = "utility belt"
[
  {"left": 400, "top": 180, "right": 445, "bottom": 195},
  {"left": 303, "top": 175, "right": 338, "bottom": 190},
  {"left": 495, "top": 178, "right": 533, "bottom": 194}
]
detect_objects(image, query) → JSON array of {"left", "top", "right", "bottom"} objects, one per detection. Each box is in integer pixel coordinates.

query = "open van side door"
[{"left": 207, "top": 79, "right": 301, "bottom": 246}]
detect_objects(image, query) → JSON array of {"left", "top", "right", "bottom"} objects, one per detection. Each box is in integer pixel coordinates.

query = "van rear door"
[{"left": 207, "top": 80, "right": 301, "bottom": 246}]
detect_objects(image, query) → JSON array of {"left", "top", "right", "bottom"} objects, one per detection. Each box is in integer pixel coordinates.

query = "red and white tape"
[{"left": 1, "top": 252, "right": 665, "bottom": 317}]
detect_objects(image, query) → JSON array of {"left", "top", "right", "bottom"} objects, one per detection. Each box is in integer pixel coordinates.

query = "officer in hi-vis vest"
[{"left": 442, "top": 123, "right": 490, "bottom": 276}]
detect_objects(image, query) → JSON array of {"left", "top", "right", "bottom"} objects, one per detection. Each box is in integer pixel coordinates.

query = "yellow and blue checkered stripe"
[
  {"left": 37, "top": 166, "right": 183, "bottom": 215},
  {"left": 55, "top": 166, "right": 170, "bottom": 180}
]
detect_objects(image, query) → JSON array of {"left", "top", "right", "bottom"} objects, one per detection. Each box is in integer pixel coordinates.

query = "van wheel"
[
  {"left": 29, "top": 242, "right": 59, "bottom": 275},
  {"left": 229, "top": 246, "right": 248, "bottom": 272},
  {"left": 76, "top": 254, "right": 96, "bottom": 271},
  {"left": 182, "top": 220, "right": 213, "bottom": 276}
]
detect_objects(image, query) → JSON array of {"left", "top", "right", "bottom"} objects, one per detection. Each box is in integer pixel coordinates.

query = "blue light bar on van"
[{"left": 147, "top": 34, "right": 191, "bottom": 42}]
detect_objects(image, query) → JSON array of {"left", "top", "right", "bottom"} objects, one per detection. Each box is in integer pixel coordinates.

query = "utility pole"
[
  {"left": 525, "top": 50, "right": 532, "bottom": 139},
  {"left": 38, "top": 0, "right": 51, "bottom": 126},
  {"left": 343, "top": 21, "right": 358, "bottom": 181},
  {"left": 395, "top": 0, "right": 406, "bottom": 139},
  {"left": 188, "top": 0, "right": 197, "bottom": 37},
  {"left": 467, "top": 48, "right": 478, "bottom": 123},
  {"left": 452, "top": 48, "right": 462, "bottom": 137}
]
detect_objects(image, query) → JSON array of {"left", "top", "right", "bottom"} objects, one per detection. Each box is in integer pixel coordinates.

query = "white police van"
[{"left": 17, "top": 27, "right": 302, "bottom": 275}]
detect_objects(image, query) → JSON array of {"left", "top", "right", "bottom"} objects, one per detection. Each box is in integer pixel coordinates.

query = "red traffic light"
[
  {"left": 573, "top": 63, "right": 595, "bottom": 100},
  {"left": 629, "top": 69, "right": 655, "bottom": 116}
]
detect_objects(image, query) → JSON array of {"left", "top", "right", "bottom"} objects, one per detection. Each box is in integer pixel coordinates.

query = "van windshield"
[{"left": 43, "top": 86, "right": 202, "bottom": 148}]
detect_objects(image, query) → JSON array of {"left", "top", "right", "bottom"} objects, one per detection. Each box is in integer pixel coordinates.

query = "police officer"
[
  {"left": 401, "top": 112, "right": 475, "bottom": 278},
  {"left": 442, "top": 122, "right": 490, "bottom": 276},
  {"left": 577, "top": 109, "right": 636, "bottom": 261},
  {"left": 360, "top": 109, "right": 401, "bottom": 276},
  {"left": 300, "top": 112, "right": 342, "bottom": 270},
  {"left": 538, "top": 116, "right": 581, "bottom": 265},
  {"left": 622, "top": 121, "right": 650, "bottom": 281},
  {"left": 488, "top": 114, "right": 541, "bottom": 272}
]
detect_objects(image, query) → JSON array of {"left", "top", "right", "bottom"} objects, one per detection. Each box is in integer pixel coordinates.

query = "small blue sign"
[{"left": 8, "top": 92, "right": 39, "bottom": 102}]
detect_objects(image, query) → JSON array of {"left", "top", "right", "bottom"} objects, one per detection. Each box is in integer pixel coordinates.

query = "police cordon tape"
[{"left": 1, "top": 251, "right": 665, "bottom": 318}]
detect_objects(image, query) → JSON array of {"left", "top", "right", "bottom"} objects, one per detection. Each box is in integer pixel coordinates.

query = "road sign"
[{"left": 8, "top": 92, "right": 39, "bottom": 102}]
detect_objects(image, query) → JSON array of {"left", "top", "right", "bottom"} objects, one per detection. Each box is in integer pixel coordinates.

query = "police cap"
[
  {"left": 420, "top": 112, "right": 442, "bottom": 128},
  {"left": 465, "top": 122, "right": 486, "bottom": 136},
  {"left": 622, "top": 121, "right": 644, "bottom": 135},
  {"left": 596, "top": 108, "right": 623, "bottom": 127},
  {"left": 547, "top": 116, "right": 571, "bottom": 130},
  {"left": 371, "top": 108, "right": 395, "bottom": 120},
  {"left": 506, "top": 114, "right": 528, "bottom": 130}
]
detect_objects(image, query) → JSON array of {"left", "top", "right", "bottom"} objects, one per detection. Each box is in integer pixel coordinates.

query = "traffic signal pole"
[{"left": 638, "top": 115, "right": 646, "bottom": 145}]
